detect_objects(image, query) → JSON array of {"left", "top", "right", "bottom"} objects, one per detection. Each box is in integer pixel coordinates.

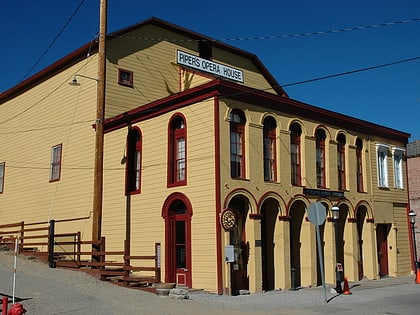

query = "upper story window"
[
  {"left": 50, "top": 144, "right": 62, "bottom": 182},
  {"left": 126, "top": 128, "right": 142, "bottom": 194},
  {"left": 263, "top": 116, "right": 277, "bottom": 182},
  {"left": 168, "top": 115, "right": 187, "bottom": 186},
  {"left": 376, "top": 144, "right": 390, "bottom": 188},
  {"left": 290, "top": 123, "right": 302, "bottom": 186},
  {"left": 0, "top": 162, "right": 4, "bottom": 193},
  {"left": 315, "top": 129, "right": 327, "bottom": 188},
  {"left": 337, "top": 133, "right": 346, "bottom": 190},
  {"left": 118, "top": 68, "right": 133, "bottom": 87},
  {"left": 230, "top": 109, "right": 246, "bottom": 179},
  {"left": 356, "top": 138, "right": 364, "bottom": 192},
  {"left": 392, "top": 147, "right": 404, "bottom": 189}
]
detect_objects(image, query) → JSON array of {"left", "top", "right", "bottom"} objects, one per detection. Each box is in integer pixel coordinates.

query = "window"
[
  {"left": 315, "top": 129, "right": 326, "bottom": 188},
  {"left": 168, "top": 115, "right": 187, "bottom": 186},
  {"left": 392, "top": 147, "right": 404, "bottom": 189},
  {"left": 376, "top": 144, "right": 390, "bottom": 188},
  {"left": 337, "top": 133, "right": 346, "bottom": 190},
  {"left": 50, "top": 144, "right": 62, "bottom": 182},
  {"left": 263, "top": 116, "right": 277, "bottom": 181},
  {"left": 126, "top": 128, "right": 142, "bottom": 194},
  {"left": 0, "top": 162, "right": 4, "bottom": 193},
  {"left": 230, "top": 109, "right": 246, "bottom": 179},
  {"left": 118, "top": 68, "right": 133, "bottom": 87},
  {"left": 356, "top": 138, "right": 364, "bottom": 192},
  {"left": 290, "top": 123, "right": 302, "bottom": 186}
]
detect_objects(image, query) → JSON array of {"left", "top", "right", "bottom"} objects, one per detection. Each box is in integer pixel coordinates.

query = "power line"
[
  {"left": 110, "top": 17, "right": 420, "bottom": 42},
  {"left": 20, "top": 0, "right": 87, "bottom": 82},
  {"left": 282, "top": 55, "right": 420, "bottom": 87}
]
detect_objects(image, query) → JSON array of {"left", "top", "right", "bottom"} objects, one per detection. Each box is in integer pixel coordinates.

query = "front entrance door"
[
  {"left": 376, "top": 224, "right": 389, "bottom": 277},
  {"left": 163, "top": 195, "right": 192, "bottom": 288},
  {"left": 230, "top": 207, "right": 248, "bottom": 295}
]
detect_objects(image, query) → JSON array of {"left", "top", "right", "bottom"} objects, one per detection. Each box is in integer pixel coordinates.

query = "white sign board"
[{"left": 176, "top": 50, "right": 244, "bottom": 83}]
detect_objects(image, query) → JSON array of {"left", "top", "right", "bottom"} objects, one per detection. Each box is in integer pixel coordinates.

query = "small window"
[
  {"left": 0, "top": 162, "right": 5, "bottom": 193},
  {"left": 118, "top": 68, "right": 133, "bottom": 87},
  {"left": 230, "top": 109, "right": 246, "bottom": 179},
  {"left": 290, "top": 123, "right": 302, "bottom": 186},
  {"left": 392, "top": 147, "right": 404, "bottom": 189},
  {"left": 337, "top": 133, "right": 346, "bottom": 190},
  {"left": 168, "top": 115, "right": 187, "bottom": 187},
  {"left": 50, "top": 144, "right": 62, "bottom": 182},
  {"left": 126, "top": 128, "right": 142, "bottom": 194},
  {"left": 263, "top": 116, "right": 277, "bottom": 181},
  {"left": 315, "top": 129, "right": 327, "bottom": 188},
  {"left": 356, "top": 138, "right": 364, "bottom": 192}
]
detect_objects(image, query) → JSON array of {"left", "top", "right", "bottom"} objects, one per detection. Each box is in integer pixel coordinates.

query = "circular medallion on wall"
[{"left": 221, "top": 208, "right": 236, "bottom": 231}]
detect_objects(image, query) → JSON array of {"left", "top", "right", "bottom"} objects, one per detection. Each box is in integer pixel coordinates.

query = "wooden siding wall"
[
  {"left": 102, "top": 99, "right": 218, "bottom": 291},
  {"left": 0, "top": 58, "right": 99, "bottom": 237}
]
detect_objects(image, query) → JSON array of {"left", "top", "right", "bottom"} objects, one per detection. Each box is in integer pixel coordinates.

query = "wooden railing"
[{"left": 0, "top": 220, "right": 161, "bottom": 287}]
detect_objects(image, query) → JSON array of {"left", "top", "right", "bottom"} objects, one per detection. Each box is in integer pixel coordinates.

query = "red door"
[
  {"left": 175, "top": 218, "right": 189, "bottom": 286},
  {"left": 376, "top": 224, "right": 389, "bottom": 277}
]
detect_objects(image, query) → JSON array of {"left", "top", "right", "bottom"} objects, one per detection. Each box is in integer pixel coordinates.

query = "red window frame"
[
  {"left": 263, "top": 116, "right": 277, "bottom": 181},
  {"left": 168, "top": 114, "right": 187, "bottom": 187},
  {"left": 316, "top": 129, "right": 326, "bottom": 188},
  {"left": 230, "top": 110, "right": 246, "bottom": 179},
  {"left": 126, "top": 127, "right": 142, "bottom": 195},
  {"left": 0, "top": 162, "right": 5, "bottom": 193},
  {"left": 49, "top": 144, "right": 62, "bottom": 182},
  {"left": 337, "top": 134, "right": 346, "bottom": 190},
  {"left": 356, "top": 138, "right": 364, "bottom": 192},
  {"left": 290, "top": 123, "right": 301, "bottom": 186}
]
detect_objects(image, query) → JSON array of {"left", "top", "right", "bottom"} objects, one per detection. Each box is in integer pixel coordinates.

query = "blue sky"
[{"left": 1, "top": 0, "right": 419, "bottom": 141}]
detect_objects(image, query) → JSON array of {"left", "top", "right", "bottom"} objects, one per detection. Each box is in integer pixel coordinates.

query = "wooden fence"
[{"left": 0, "top": 220, "right": 161, "bottom": 288}]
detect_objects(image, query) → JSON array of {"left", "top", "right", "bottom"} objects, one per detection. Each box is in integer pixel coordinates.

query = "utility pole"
[{"left": 92, "top": 0, "right": 107, "bottom": 248}]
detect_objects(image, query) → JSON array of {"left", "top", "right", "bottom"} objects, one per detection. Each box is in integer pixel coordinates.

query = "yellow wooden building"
[{"left": 0, "top": 17, "right": 412, "bottom": 295}]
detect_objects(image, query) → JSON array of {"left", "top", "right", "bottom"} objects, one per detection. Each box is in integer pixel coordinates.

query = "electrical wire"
[
  {"left": 110, "top": 17, "right": 420, "bottom": 42},
  {"left": 20, "top": 0, "right": 87, "bottom": 82}
]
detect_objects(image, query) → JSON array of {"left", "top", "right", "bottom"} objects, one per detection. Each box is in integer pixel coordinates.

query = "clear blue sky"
[{"left": 1, "top": 0, "right": 419, "bottom": 141}]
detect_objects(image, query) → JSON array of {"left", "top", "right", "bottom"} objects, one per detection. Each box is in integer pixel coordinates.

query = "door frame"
[{"left": 162, "top": 193, "right": 193, "bottom": 287}]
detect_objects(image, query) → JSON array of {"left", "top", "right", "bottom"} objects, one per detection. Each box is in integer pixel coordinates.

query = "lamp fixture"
[
  {"left": 409, "top": 210, "right": 416, "bottom": 224},
  {"left": 331, "top": 205, "right": 340, "bottom": 220},
  {"left": 69, "top": 74, "right": 99, "bottom": 86}
]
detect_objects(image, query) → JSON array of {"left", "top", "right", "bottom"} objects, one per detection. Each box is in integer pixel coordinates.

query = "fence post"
[
  {"left": 19, "top": 221, "right": 24, "bottom": 253},
  {"left": 99, "top": 236, "right": 105, "bottom": 271},
  {"left": 48, "top": 220, "right": 56, "bottom": 268},
  {"left": 155, "top": 243, "right": 161, "bottom": 283},
  {"left": 77, "top": 231, "right": 81, "bottom": 263}
]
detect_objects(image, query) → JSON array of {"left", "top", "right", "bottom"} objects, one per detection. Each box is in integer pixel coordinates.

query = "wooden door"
[{"left": 376, "top": 224, "right": 389, "bottom": 277}]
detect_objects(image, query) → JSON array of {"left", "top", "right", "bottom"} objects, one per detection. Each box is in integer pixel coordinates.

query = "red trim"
[
  {"left": 366, "top": 218, "right": 375, "bottom": 223},
  {"left": 214, "top": 97, "right": 223, "bottom": 295},
  {"left": 249, "top": 214, "right": 262, "bottom": 220},
  {"left": 278, "top": 215, "right": 291, "bottom": 221},
  {"left": 347, "top": 218, "right": 357, "bottom": 223}
]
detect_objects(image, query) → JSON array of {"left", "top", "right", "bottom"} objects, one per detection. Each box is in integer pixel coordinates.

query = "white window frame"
[
  {"left": 376, "top": 144, "right": 390, "bottom": 188},
  {"left": 392, "top": 146, "right": 404, "bottom": 189}
]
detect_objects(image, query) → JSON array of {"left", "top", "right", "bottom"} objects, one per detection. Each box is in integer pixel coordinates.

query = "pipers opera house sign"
[{"left": 176, "top": 50, "right": 244, "bottom": 83}]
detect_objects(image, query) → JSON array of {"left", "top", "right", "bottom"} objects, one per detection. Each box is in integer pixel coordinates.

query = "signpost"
[{"left": 307, "top": 202, "right": 327, "bottom": 303}]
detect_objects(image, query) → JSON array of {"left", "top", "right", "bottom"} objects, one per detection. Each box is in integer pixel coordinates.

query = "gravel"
[{"left": 0, "top": 250, "right": 417, "bottom": 315}]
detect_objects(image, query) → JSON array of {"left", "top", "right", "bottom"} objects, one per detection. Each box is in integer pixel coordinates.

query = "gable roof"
[{"left": 0, "top": 17, "right": 287, "bottom": 105}]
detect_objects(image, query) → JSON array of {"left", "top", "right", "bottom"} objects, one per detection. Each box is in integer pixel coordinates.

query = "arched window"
[
  {"left": 315, "top": 129, "right": 326, "bottom": 188},
  {"left": 356, "top": 138, "right": 364, "bottom": 192},
  {"left": 168, "top": 115, "right": 187, "bottom": 186},
  {"left": 126, "top": 128, "right": 142, "bottom": 194},
  {"left": 290, "top": 123, "right": 302, "bottom": 186},
  {"left": 230, "top": 109, "right": 246, "bottom": 179},
  {"left": 263, "top": 116, "right": 277, "bottom": 181},
  {"left": 337, "top": 133, "right": 346, "bottom": 190}
]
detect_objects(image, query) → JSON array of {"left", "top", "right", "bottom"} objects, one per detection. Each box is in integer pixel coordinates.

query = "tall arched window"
[
  {"left": 230, "top": 109, "right": 246, "bottom": 179},
  {"left": 337, "top": 133, "right": 346, "bottom": 190},
  {"left": 290, "top": 123, "right": 302, "bottom": 186},
  {"left": 315, "top": 129, "right": 326, "bottom": 188},
  {"left": 356, "top": 138, "right": 364, "bottom": 192},
  {"left": 126, "top": 127, "right": 142, "bottom": 194},
  {"left": 263, "top": 116, "right": 277, "bottom": 181},
  {"left": 168, "top": 115, "right": 187, "bottom": 186}
]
